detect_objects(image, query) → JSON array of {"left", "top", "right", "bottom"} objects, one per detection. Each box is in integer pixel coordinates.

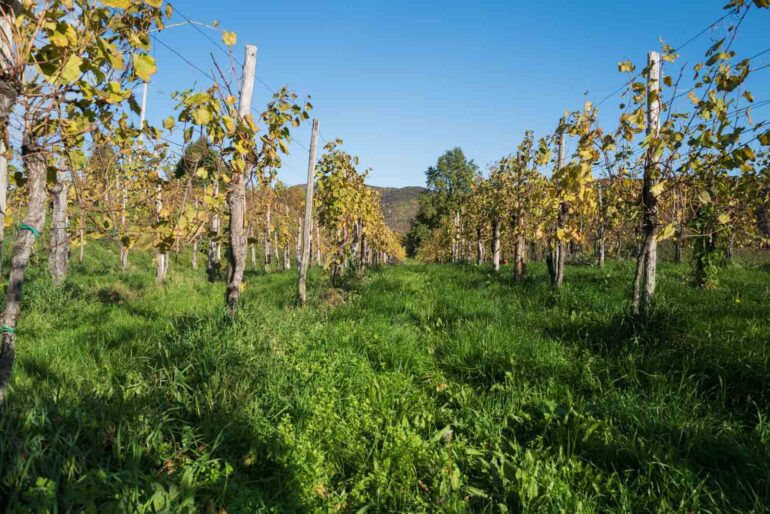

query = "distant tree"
[{"left": 406, "top": 148, "right": 477, "bottom": 256}]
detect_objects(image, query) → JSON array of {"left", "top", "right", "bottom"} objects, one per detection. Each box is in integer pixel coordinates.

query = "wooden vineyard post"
[
  {"left": 296, "top": 214, "right": 302, "bottom": 266},
  {"left": 139, "top": 81, "right": 168, "bottom": 282},
  {"left": 632, "top": 51, "right": 661, "bottom": 316},
  {"left": 314, "top": 221, "right": 322, "bottom": 266},
  {"left": 0, "top": 1, "right": 16, "bottom": 273},
  {"left": 263, "top": 198, "right": 272, "bottom": 272},
  {"left": 207, "top": 178, "right": 220, "bottom": 281},
  {"left": 299, "top": 119, "right": 319, "bottom": 305},
  {"left": 49, "top": 170, "right": 68, "bottom": 285},
  {"left": 547, "top": 123, "right": 567, "bottom": 287},
  {"left": 0, "top": 145, "right": 47, "bottom": 405},
  {"left": 596, "top": 183, "right": 606, "bottom": 269},
  {"left": 555, "top": 127, "right": 567, "bottom": 287},
  {"left": 492, "top": 217, "right": 501, "bottom": 272},
  {"left": 225, "top": 44, "right": 257, "bottom": 315}
]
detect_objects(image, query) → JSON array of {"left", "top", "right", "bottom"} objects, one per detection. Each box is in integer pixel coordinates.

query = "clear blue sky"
[{"left": 147, "top": 1, "right": 770, "bottom": 187}]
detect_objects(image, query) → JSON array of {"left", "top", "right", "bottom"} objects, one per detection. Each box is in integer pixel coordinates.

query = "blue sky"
[{"left": 147, "top": 1, "right": 770, "bottom": 187}]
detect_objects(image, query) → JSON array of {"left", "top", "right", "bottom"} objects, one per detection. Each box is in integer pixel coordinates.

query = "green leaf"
[
  {"left": 162, "top": 116, "right": 176, "bottom": 131},
  {"left": 132, "top": 54, "right": 157, "bottom": 82},
  {"left": 60, "top": 55, "right": 83, "bottom": 83},
  {"left": 191, "top": 107, "right": 211, "bottom": 125},
  {"left": 68, "top": 150, "right": 87, "bottom": 169},
  {"left": 98, "top": 38, "right": 124, "bottom": 71}
]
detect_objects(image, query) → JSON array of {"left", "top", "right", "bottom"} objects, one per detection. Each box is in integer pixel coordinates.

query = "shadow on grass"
[{"left": 0, "top": 308, "right": 306, "bottom": 512}]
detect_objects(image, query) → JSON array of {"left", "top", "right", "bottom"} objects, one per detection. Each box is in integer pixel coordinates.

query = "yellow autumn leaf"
[
  {"left": 233, "top": 139, "right": 249, "bottom": 155},
  {"left": 51, "top": 24, "right": 76, "bottom": 47},
  {"left": 649, "top": 181, "right": 666, "bottom": 197},
  {"left": 698, "top": 190, "right": 712, "bottom": 204},
  {"left": 656, "top": 224, "right": 676, "bottom": 242},
  {"left": 101, "top": 0, "right": 130, "bottom": 8},
  {"left": 222, "top": 116, "right": 235, "bottom": 134},
  {"left": 661, "top": 52, "right": 679, "bottom": 62},
  {"left": 222, "top": 31, "right": 237, "bottom": 47},
  {"left": 101, "top": 81, "right": 130, "bottom": 103}
]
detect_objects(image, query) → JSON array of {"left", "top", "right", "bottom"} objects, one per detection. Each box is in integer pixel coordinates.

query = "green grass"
[{"left": 1, "top": 244, "right": 769, "bottom": 512}]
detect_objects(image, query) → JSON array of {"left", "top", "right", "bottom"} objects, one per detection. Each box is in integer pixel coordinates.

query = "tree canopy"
[{"left": 406, "top": 147, "right": 477, "bottom": 255}]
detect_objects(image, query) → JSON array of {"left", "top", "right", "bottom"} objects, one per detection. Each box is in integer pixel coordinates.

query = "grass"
[{"left": 1, "top": 243, "right": 769, "bottom": 512}]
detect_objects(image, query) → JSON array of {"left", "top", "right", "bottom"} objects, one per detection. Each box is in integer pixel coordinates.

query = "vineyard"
[{"left": 0, "top": 0, "right": 769, "bottom": 512}]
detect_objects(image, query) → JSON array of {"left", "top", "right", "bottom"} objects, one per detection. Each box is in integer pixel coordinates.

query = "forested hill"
[
  {"left": 369, "top": 186, "right": 426, "bottom": 235},
  {"left": 290, "top": 185, "right": 426, "bottom": 236}
]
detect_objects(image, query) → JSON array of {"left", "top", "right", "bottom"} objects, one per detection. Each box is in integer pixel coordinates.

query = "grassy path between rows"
[{"left": 1, "top": 246, "right": 769, "bottom": 512}]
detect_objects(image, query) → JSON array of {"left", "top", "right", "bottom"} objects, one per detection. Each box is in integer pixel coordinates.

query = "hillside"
[
  {"left": 290, "top": 184, "right": 426, "bottom": 236},
  {"left": 369, "top": 185, "right": 426, "bottom": 235}
]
